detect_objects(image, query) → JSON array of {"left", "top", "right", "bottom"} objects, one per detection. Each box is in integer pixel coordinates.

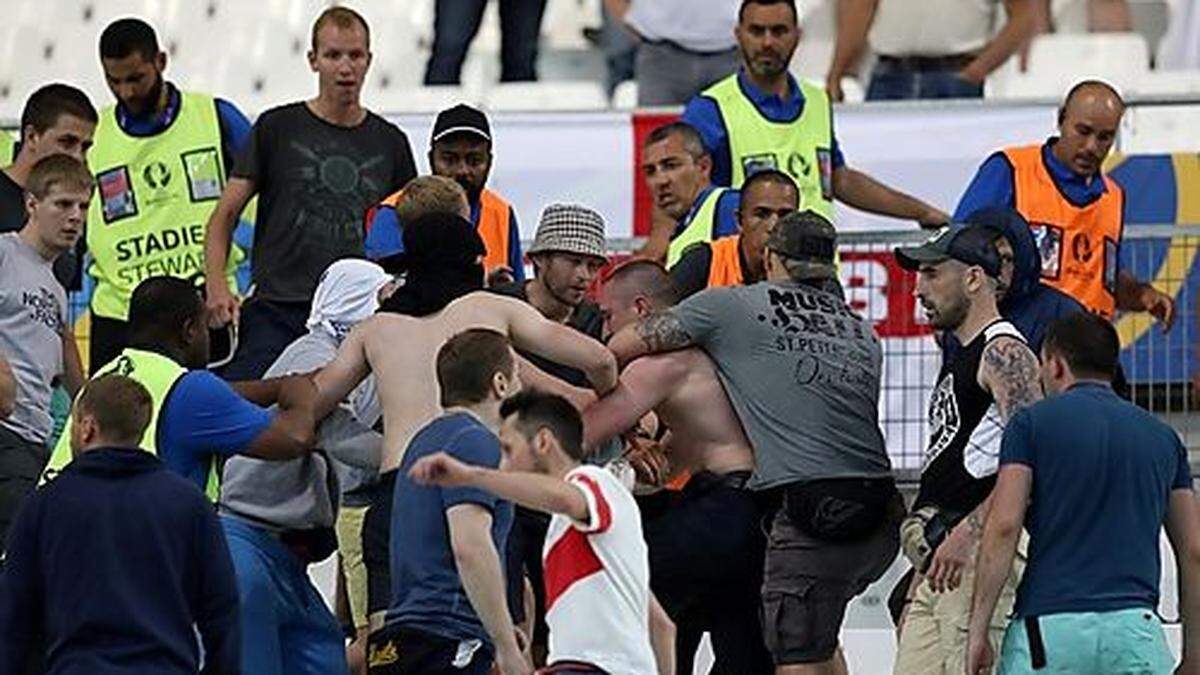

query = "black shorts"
[
  {"left": 760, "top": 485, "right": 904, "bottom": 665},
  {"left": 368, "top": 624, "right": 492, "bottom": 675},
  {"left": 363, "top": 469, "right": 399, "bottom": 616}
]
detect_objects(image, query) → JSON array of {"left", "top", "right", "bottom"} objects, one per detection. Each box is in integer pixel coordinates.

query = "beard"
[
  {"left": 741, "top": 46, "right": 788, "bottom": 79},
  {"left": 927, "top": 292, "right": 970, "bottom": 331},
  {"left": 126, "top": 74, "right": 165, "bottom": 117},
  {"left": 455, "top": 176, "right": 484, "bottom": 204}
]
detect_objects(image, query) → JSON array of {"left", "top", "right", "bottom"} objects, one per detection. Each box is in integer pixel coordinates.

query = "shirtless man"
[
  {"left": 573, "top": 260, "right": 772, "bottom": 673},
  {"left": 311, "top": 213, "right": 617, "bottom": 630}
]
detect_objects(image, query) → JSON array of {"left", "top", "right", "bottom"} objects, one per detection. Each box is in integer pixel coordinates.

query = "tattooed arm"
[
  {"left": 607, "top": 311, "right": 696, "bottom": 369},
  {"left": 977, "top": 335, "right": 1044, "bottom": 423}
]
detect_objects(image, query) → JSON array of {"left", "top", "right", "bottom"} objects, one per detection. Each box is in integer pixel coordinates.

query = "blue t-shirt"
[
  {"left": 681, "top": 70, "right": 846, "bottom": 187},
  {"left": 1000, "top": 382, "right": 1192, "bottom": 618},
  {"left": 157, "top": 370, "right": 274, "bottom": 490},
  {"left": 674, "top": 186, "right": 741, "bottom": 241},
  {"left": 953, "top": 139, "right": 1112, "bottom": 221},
  {"left": 388, "top": 412, "right": 514, "bottom": 646},
  {"left": 365, "top": 197, "right": 526, "bottom": 282}
]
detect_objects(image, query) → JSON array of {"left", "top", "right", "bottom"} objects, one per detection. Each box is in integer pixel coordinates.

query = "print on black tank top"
[{"left": 914, "top": 320, "right": 1025, "bottom": 522}]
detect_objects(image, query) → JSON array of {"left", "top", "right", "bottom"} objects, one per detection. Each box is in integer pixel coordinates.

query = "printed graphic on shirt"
[
  {"left": 1030, "top": 222, "right": 1063, "bottom": 280},
  {"left": 926, "top": 373, "right": 961, "bottom": 468},
  {"left": 98, "top": 165, "right": 138, "bottom": 223},
  {"left": 141, "top": 160, "right": 173, "bottom": 206},
  {"left": 24, "top": 286, "right": 64, "bottom": 333},
  {"left": 182, "top": 147, "right": 223, "bottom": 202},
  {"left": 759, "top": 286, "right": 879, "bottom": 390},
  {"left": 289, "top": 139, "right": 387, "bottom": 248}
]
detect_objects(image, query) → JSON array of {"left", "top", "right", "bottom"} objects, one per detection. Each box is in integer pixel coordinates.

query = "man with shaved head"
[{"left": 954, "top": 79, "right": 1173, "bottom": 329}]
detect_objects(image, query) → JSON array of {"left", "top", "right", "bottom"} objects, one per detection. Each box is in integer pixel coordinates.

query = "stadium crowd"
[{"left": 0, "top": 2, "right": 1198, "bottom": 675}]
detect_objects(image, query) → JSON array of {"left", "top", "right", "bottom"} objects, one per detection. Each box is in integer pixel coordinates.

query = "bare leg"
[{"left": 776, "top": 647, "right": 849, "bottom": 675}]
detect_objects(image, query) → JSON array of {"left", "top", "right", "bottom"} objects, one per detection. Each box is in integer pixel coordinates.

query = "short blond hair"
[
  {"left": 394, "top": 176, "right": 470, "bottom": 222},
  {"left": 311, "top": 6, "right": 370, "bottom": 52},
  {"left": 27, "top": 154, "right": 94, "bottom": 199}
]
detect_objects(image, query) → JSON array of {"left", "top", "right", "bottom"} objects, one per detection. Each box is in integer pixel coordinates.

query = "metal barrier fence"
[{"left": 64, "top": 225, "right": 1200, "bottom": 470}]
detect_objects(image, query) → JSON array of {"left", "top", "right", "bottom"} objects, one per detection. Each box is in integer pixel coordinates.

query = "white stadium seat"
[
  {"left": 483, "top": 81, "right": 608, "bottom": 112},
  {"left": 987, "top": 32, "right": 1150, "bottom": 100},
  {"left": 364, "top": 85, "right": 476, "bottom": 115}
]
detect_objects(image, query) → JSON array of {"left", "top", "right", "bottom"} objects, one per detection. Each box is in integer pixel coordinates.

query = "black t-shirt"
[
  {"left": 489, "top": 281, "right": 604, "bottom": 387},
  {"left": 233, "top": 103, "right": 417, "bottom": 302},
  {"left": 0, "top": 170, "right": 80, "bottom": 290}
]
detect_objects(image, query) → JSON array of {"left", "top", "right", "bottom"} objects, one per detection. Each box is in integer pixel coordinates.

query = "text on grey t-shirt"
[{"left": 670, "top": 280, "right": 892, "bottom": 490}]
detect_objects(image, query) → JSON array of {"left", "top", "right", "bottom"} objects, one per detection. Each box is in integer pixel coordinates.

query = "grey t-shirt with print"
[
  {"left": 0, "top": 232, "right": 66, "bottom": 444},
  {"left": 671, "top": 280, "right": 892, "bottom": 490}
]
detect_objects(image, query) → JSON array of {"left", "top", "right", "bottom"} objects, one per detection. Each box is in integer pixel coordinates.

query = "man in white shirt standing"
[{"left": 410, "top": 391, "right": 675, "bottom": 675}]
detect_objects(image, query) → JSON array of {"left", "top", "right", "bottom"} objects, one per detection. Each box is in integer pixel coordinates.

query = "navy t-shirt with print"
[
  {"left": 1001, "top": 382, "right": 1192, "bottom": 618},
  {"left": 388, "top": 412, "right": 514, "bottom": 647}
]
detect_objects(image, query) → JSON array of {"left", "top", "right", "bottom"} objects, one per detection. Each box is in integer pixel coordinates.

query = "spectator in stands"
[
  {"left": 219, "top": 259, "right": 393, "bottom": 675},
  {"left": 87, "top": 18, "right": 252, "bottom": 374},
  {"left": 1030, "top": 0, "right": 1133, "bottom": 37},
  {"left": 640, "top": 122, "right": 741, "bottom": 267},
  {"left": 365, "top": 175, "right": 470, "bottom": 270},
  {"left": 967, "top": 313, "right": 1200, "bottom": 675},
  {"left": 608, "top": 210, "right": 903, "bottom": 674},
  {"left": 1158, "top": 0, "right": 1199, "bottom": 69},
  {"left": 411, "top": 390, "right": 676, "bottom": 674},
  {"left": 205, "top": 6, "right": 417, "bottom": 380},
  {"left": 372, "top": 329, "right": 527, "bottom": 675},
  {"left": 954, "top": 80, "right": 1174, "bottom": 327},
  {"left": 0, "top": 155, "right": 90, "bottom": 547},
  {"left": 826, "top": 0, "right": 1035, "bottom": 102},
  {"left": 489, "top": 203, "right": 608, "bottom": 662},
  {"left": 0, "top": 374, "right": 240, "bottom": 675},
  {"left": 605, "top": 0, "right": 740, "bottom": 106},
  {"left": 891, "top": 224, "right": 1042, "bottom": 675},
  {"left": 0, "top": 84, "right": 96, "bottom": 290},
  {"left": 40, "top": 276, "right": 320, "bottom": 497},
  {"left": 598, "top": 0, "right": 637, "bottom": 96},
  {"left": 367, "top": 105, "right": 524, "bottom": 285},
  {"left": 424, "top": 0, "right": 547, "bottom": 85},
  {"left": 670, "top": 168, "right": 798, "bottom": 299},
  {"left": 683, "top": 0, "right": 949, "bottom": 228}
]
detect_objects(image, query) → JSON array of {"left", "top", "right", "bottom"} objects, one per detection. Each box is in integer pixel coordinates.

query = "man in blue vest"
[{"left": 681, "top": 0, "right": 947, "bottom": 228}]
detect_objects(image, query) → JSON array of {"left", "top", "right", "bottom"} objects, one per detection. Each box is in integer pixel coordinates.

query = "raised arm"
[
  {"left": 516, "top": 356, "right": 596, "bottom": 411},
  {"left": 413, "top": 453, "right": 591, "bottom": 524},
  {"left": 312, "top": 323, "right": 373, "bottom": 420},
  {"left": 608, "top": 311, "right": 696, "bottom": 369},
  {"left": 203, "top": 176, "right": 256, "bottom": 328},
  {"left": 583, "top": 355, "right": 680, "bottom": 450},
  {"left": 978, "top": 335, "right": 1043, "bottom": 422},
  {"left": 503, "top": 298, "right": 618, "bottom": 395}
]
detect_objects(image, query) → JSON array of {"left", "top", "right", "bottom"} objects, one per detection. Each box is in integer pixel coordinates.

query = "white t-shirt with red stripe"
[{"left": 542, "top": 465, "right": 656, "bottom": 674}]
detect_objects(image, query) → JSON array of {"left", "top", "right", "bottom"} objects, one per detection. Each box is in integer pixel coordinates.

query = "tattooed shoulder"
[
  {"left": 634, "top": 311, "right": 694, "bottom": 353},
  {"left": 980, "top": 336, "right": 1043, "bottom": 421}
]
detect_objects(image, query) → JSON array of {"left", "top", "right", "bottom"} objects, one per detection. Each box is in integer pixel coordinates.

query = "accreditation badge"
[
  {"left": 817, "top": 147, "right": 833, "bottom": 200},
  {"left": 181, "top": 147, "right": 223, "bottom": 201},
  {"left": 97, "top": 166, "right": 138, "bottom": 223}
]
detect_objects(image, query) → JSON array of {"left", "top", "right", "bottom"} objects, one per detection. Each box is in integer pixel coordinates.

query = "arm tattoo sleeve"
[
  {"left": 634, "top": 311, "right": 694, "bottom": 353},
  {"left": 982, "top": 337, "right": 1043, "bottom": 423}
]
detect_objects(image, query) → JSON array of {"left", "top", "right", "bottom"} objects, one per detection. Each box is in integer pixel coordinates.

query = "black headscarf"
[{"left": 377, "top": 212, "right": 486, "bottom": 317}]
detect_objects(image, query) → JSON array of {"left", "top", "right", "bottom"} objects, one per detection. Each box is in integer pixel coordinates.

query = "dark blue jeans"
[
  {"left": 424, "top": 0, "right": 548, "bottom": 85},
  {"left": 866, "top": 59, "right": 984, "bottom": 101}
]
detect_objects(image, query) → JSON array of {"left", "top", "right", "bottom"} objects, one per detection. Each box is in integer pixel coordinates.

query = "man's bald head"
[
  {"left": 1053, "top": 80, "right": 1124, "bottom": 177},
  {"left": 598, "top": 259, "right": 677, "bottom": 339}
]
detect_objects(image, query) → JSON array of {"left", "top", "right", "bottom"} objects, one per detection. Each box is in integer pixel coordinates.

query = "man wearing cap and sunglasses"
[
  {"left": 366, "top": 104, "right": 524, "bottom": 286},
  {"left": 609, "top": 210, "right": 903, "bottom": 674},
  {"left": 891, "top": 224, "right": 1043, "bottom": 675}
]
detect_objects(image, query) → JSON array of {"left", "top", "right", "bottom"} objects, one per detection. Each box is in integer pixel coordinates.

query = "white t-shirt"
[{"left": 542, "top": 465, "right": 656, "bottom": 674}]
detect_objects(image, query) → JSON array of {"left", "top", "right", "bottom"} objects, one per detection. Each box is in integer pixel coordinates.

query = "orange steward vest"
[
  {"left": 371, "top": 187, "right": 514, "bottom": 273},
  {"left": 706, "top": 236, "right": 745, "bottom": 289},
  {"left": 1003, "top": 144, "right": 1124, "bottom": 319}
]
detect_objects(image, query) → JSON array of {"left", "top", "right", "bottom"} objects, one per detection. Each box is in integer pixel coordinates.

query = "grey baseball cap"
[
  {"left": 765, "top": 210, "right": 838, "bottom": 280},
  {"left": 894, "top": 224, "right": 1001, "bottom": 278}
]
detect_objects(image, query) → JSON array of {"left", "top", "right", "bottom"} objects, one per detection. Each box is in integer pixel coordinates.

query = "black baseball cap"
[
  {"left": 894, "top": 224, "right": 1001, "bottom": 277},
  {"left": 431, "top": 104, "right": 491, "bottom": 144},
  {"left": 765, "top": 210, "right": 838, "bottom": 279}
]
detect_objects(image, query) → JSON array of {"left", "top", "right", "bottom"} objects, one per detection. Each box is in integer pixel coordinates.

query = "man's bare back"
[
  {"left": 583, "top": 348, "right": 754, "bottom": 477},
  {"left": 314, "top": 292, "right": 616, "bottom": 473}
]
